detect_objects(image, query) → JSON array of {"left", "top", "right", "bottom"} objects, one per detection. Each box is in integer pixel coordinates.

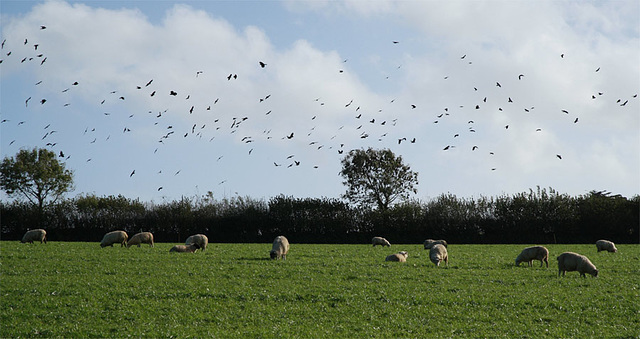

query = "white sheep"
[
  {"left": 372, "top": 236, "right": 391, "bottom": 247},
  {"left": 169, "top": 243, "right": 200, "bottom": 253},
  {"left": 595, "top": 240, "right": 617, "bottom": 253},
  {"left": 21, "top": 229, "right": 47, "bottom": 244},
  {"left": 270, "top": 235, "right": 289, "bottom": 260},
  {"left": 100, "top": 230, "right": 128, "bottom": 248},
  {"left": 424, "top": 239, "right": 447, "bottom": 249},
  {"left": 557, "top": 252, "right": 598, "bottom": 277},
  {"left": 185, "top": 234, "right": 208, "bottom": 251},
  {"left": 429, "top": 244, "right": 448, "bottom": 267},
  {"left": 515, "top": 246, "right": 549, "bottom": 267},
  {"left": 127, "top": 232, "right": 154, "bottom": 248},
  {"left": 385, "top": 251, "right": 409, "bottom": 262}
]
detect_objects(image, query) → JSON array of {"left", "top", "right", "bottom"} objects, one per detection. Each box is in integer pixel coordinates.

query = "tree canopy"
[
  {"left": 0, "top": 147, "right": 74, "bottom": 211},
  {"left": 340, "top": 148, "right": 418, "bottom": 210}
]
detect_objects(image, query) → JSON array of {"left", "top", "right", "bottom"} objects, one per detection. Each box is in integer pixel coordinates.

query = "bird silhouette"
[{"left": 259, "top": 61, "right": 266, "bottom": 68}]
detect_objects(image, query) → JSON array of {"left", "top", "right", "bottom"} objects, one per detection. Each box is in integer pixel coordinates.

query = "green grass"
[{"left": 1, "top": 242, "right": 639, "bottom": 338}]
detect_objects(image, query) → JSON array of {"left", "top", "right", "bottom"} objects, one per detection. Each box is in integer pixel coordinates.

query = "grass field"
[{"left": 1, "top": 241, "right": 638, "bottom": 338}]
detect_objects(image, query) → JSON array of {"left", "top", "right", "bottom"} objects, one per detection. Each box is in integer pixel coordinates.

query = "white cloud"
[{"left": 1, "top": 1, "right": 638, "bottom": 201}]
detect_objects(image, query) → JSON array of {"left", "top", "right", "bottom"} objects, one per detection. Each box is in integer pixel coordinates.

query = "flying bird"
[
  {"left": 130, "top": 170, "right": 135, "bottom": 177},
  {"left": 556, "top": 154, "right": 562, "bottom": 159},
  {"left": 518, "top": 74, "right": 524, "bottom": 80},
  {"left": 259, "top": 61, "right": 267, "bottom": 68}
]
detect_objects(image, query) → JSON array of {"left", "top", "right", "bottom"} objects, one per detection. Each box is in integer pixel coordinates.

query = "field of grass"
[{"left": 1, "top": 241, "right": 638, "bottom": 338}]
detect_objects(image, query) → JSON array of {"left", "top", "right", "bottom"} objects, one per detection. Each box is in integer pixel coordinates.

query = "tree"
[
  {"left": 340, "top": 148, "right": 418, "bottom": 210},
  {"left": 0, "top": 147, "right": 74, "bottom": 212}
]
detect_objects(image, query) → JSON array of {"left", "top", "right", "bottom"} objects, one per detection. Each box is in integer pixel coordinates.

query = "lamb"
[
  {"left": 21, "top": 229, "right": 47, "bottom": 244},
  {"left": 185, "top": 234, "right": 208, "bottom": 251},
  {"left": 515, "top": 246, "right": 549, "bottom": 267},
  {"left": 429, "top": 244, "right": 448, "bottom": 267},
  {"left": 169, "top": 243, "right": 200, "bottom": 253},
  {"left": 270, "top": 235, "right": 289, "bottom": 260},
  {"left": 424, "top": 239, "right": 447, "bottom": 250},
  {"left": 595, "top": 240, "right": 617, "bottom": 253},
  {"left": 100, "top": 230, "right": 128, "bottom": 248},
  {"left": 127, "top": 232, "right": 154, "bottom": 248},
  {"left": 385, "top": 251, "right": 409, "bottom": 262},
  {"left": 557, "top": 252, "right": 598, "bottom": 277},
  {"left": 372, "top": 236, "right": 391, "bottom": 247}
]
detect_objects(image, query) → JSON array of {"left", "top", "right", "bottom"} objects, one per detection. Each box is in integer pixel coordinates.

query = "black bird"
[
  {"left": 259, "top": 61, "right": 266, "bottom": 68},
  {"left": 170, "top": 91, "right": 177, "bottom": 96},
  {"left": 392, "top": 41, "right": 399, "bottom": 44},
  {"left": 556, "top": 154, "right": 562, "bottom": 159},
  {"left": 145, "top": 79, "right": 153, "bottom": 87},
  {"left": 158, "top": 187, "right": 163, "bottom": 191},
  {"left": 130, "top": 170, "right": 135, "bottom": 177},
  {"left": 59, "top": 151, "right": 64, "bottom": 157},
  {"left": 40, "top": 98, "right": 46, "bottom": 104},
  {"left": 496, "top": 82, "right": 501, "bottom": 87},
  {"left": 518, "top": 74, "right": 524, "bottom": 80},
  {"left": 411, "top": 104, "right": 416, "bottom": 109},
  {"left": 574, "top": 118, "right": 579, "bottom": 123},
  {"left": 443, "top": 146, "right": 450, "bottom": 150},
  {"left": 561, "top": 109, "right": 569, "bottom": 114},
  {"left": 286, "top": 132, "right": 294, "bottom": 139},
  {"left": 40, "top": 25, "right": 46, "bottom": 29}
]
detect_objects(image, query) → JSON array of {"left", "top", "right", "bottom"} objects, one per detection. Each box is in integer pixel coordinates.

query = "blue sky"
[{"left": 1, "top": 0, "right": 638, "bottom": 204}]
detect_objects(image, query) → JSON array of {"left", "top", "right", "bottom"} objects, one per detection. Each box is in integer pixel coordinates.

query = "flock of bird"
[{"left": 1, "top": 22, "right": 637, "bottom": 196}]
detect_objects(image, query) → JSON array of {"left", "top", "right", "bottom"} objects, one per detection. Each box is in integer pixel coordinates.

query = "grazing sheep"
[
  {"left": 424, "top": 239, "right": 447, "bottom": 249},
  {"left": 185, "top": 234, "right": 208, "bottom": 251},
  {"left": 596, "top": 240, "right": 617, "bottom": 253},
  {"left": 100, "top": 230, "right": 128, "bottom": 248},
  {"left": 169, "top": 243, "right": 200, "bottom": 253},
  {"left": 270, "top": 235, "right": 289, "bottom": 260},
  {"left": 515, "top": 246, "right": 549, "bottom": 268},
  {"left": 21, "top": 229, "right": 47, "bottom": 244},
  {"left": 385, "top": 251, "right": 409, "bottom": 262},
  {"left": 429, "top": 244, "right": 448, "bottom": 267},
  {"left": 372, "top": 236, "right": 391, "bottom": 247},
  {"left": 127, "top": 232, "right": 154, "bottom": 248},
  {"left": 557, "top": 252, "right": 598, "bottom": 278}
]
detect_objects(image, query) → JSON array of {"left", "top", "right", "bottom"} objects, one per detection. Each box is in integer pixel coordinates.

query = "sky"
[{"left": 1, "top": 0, "right": 638, "bottom": 204}]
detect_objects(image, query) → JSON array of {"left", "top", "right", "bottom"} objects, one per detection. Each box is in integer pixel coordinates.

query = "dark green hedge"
[{"left": 2, "top": 187, "right": 638, "bottom": 244}]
